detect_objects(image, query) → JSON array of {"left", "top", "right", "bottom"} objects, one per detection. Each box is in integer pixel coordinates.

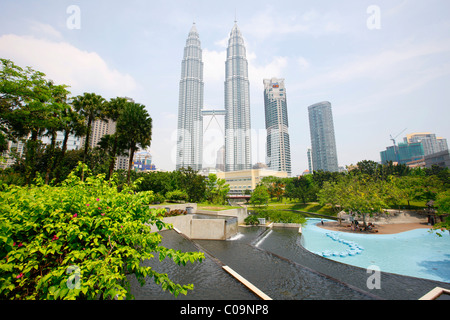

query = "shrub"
[
  {"left": 0, "top": 162, "right": 204, "bottom": 300},
  {"left": 244, "top": 215, "right": 260, "bottom": 226},
  {"left": 165, "top": 190, "right": 189, "bottom": 203}
]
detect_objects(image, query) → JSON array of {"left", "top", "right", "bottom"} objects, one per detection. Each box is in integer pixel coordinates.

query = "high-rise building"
[
  {"left": 404, "top": 133, "right": 448, "bottom": 156},
  {"left": 263, "top": 78, "right": 291, "bottom": 176},
  {"left": 215, "top": 145, "right": 225, "bottom": 172},
  {"left": 307, "top": 148, "right": 313, "bottom": 173},
  {"left": 176, "top": 23, "right": 204, "bottom": 171},
  {"left": 380, "top": 142, "right": 424, "bottom": 165},
  {"left": 308, "top": 101, "right": 339, "bottom": 172},
  {"left": 80, "top": 98, "right": 134, "bottom": 170},
  {"left": 224, "top": 22, "right": 252, "bottom": 172}
]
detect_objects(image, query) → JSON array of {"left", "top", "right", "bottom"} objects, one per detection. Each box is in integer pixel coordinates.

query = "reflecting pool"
[
  {"left": 129, "top": 219, "right": 450, "bottom": 300},
  {"left": 301, "top": 218, "right": 450, "bottom": 283}
]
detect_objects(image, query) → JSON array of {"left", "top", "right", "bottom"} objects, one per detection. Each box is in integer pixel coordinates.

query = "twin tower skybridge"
[{"left": 202, "top": 109, "right": 227, "bottom": 134}]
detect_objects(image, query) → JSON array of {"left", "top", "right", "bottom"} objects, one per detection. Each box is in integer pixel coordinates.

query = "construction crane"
[{"left": 390, "top": 128, "right": 407, "bottom": 147}]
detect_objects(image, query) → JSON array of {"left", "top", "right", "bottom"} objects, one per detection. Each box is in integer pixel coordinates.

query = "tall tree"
[
  {"left": 71, "top": 93, "right": 106, "bottom": 163},
  {"left": 116, "top": 102, "right": 152, "bottom": 184},
  {"left": 0, "top": 59, "right": 67, "bottom": 183},
  {"left": 103, "top": 97, "right": 128, "bottom": 180}
]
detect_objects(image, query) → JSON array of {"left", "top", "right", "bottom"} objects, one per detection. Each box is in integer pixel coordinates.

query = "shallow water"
[
  {"left": 129, "top": 220, "right": 450, "bottom": 300},
  {"left": 301, "top": 218, "right": 450, "bottom": 283}
]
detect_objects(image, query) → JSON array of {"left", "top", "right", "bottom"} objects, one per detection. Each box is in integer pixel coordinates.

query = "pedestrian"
[{"left": 321, "top": 218, "right": 324, "bottom": 225}]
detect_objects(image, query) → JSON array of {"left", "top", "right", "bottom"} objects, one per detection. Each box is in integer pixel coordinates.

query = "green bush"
[
  {"left": 244, "top": 215, "right": 260, "bottom": 226},
  {"left": 0, "top": 162, "right": 204, "bottom": 300},
  {"left": 165, "top": 190, "right": 189, "bottom": 203},
  {"left": 250, "top": 209, "right": 306, "bottom": 224}
]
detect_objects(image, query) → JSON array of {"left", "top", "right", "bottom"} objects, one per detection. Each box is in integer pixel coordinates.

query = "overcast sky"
[{"left": 1, "top": 0, "right": 449, "bottom": 175}]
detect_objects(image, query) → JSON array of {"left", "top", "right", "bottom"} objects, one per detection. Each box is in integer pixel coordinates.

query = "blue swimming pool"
[{"left": 301, "top": 218, "right": 450, "bottom": 283}]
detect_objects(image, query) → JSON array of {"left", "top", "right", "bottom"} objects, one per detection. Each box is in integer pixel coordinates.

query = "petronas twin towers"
[{"left": 176, "top": 22, "right": 251, "bottom": 172}]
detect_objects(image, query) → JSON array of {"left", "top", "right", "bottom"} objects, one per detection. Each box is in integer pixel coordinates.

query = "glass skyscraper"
[
  {"left": 176, "top": 23, "right": 204, "bottom": 171},
  {"left": 224, "top": 22, "right": 252, "bottom": 171},
  {"left": 308, "top": 101, "right": 339, "bottom": 172},
  {"left": 263, "top": 78, "right": 291, "bottom": 175}
]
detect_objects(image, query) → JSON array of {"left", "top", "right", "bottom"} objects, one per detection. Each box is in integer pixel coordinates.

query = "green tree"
[
  {"left": 435, "top": 190, "right": 450, "bottom": 232},
  {"left": 115, "top": 102, "right": 152, "bottom": 184},
  {"left": 53, "top": 103, "right": 86, "bottom": 182},
  {"left": 317, "top": 180, "right": 343, "bottom": 213},
  {"left": 205, "top": 173, "right": 230, "bottom": 205},
  {"left": 176, "top": 167, "right": 206, "bottom": 203},
  {"left": 0, "top": 59, "right": 65, "bottom": 183},
  {"left": 72, "top": 93, "right": 106, "bottom": 164},
  {"left": 250, "top": 184, "right": 270, "bottom": 207},
  {"left": 102, "top": 97, "right": 129, "bottom": 180},
  {"left": 285, "top": 175, "right": 316, "bottom": 204},
  {"left": 0, "top": 163, "right": 204, "bottom": 299}
]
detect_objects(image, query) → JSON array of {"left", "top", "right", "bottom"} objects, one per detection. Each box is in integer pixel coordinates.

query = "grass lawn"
[
  {"left": 197, "top": 202, "right": 242, "bottom": 211},
  {"left": 252, "top": 201, "right": 337, "bottom": 216}
]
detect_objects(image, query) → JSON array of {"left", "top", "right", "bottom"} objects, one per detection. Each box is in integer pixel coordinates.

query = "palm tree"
[
  {"left": 103, "top": 97, "right": 128, "bottom": 180},
  {"left": 116, "top": 102, "right": 152, "bottom": 184},
  {"left": 72, "top": 93, "right": 106, "bottom": 163}
]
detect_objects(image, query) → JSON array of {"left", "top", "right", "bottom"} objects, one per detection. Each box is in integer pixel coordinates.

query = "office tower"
[
  {"left": 263, "top": 78, "right": 291, "bottom": 175},
  {"left": 80, "top": 97, "right": 134, "bottom": 170},
  {"left": 307, "top": 148, "right": 313, "bottom": 173},
  {"left": 405, "top": 133, "right": 448, "bottom": 156},
  {"left": 176, "top": 23, "right": 204, "bottom": 171},
  {"left": 224, "top": 22, "right": 252, "bottom": 171},
  {"left": 308, "top": 101, "right": 339, "bottom": 172},
  {"left": 380, "top": 142, "right": 424, "bottom": 165},
  {"left": 215, "top": 145, "right": 225, "bottom": 171}
]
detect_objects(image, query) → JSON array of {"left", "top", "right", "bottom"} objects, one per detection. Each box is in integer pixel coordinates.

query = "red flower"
[
  {"left": 16, "top": 273, "right": 23, "bottom": 279},
  {"left": 52, "top": 235, "right": 59, "bottom": 241},
  {"left": 73, "top": 213, "right": 78, "bottom": 218}
]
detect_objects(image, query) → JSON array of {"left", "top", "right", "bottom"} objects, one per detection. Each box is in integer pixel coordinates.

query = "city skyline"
[{"left": 1, "top": 1, "right": 449, "bottom": 175}]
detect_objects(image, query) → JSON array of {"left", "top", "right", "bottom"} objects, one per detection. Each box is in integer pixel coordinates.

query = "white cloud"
[
  {"left": 28, "top": 21, "right": 62, "bottom": 40},
  {"left": 242, "top": 6, "right": 344, "bottom": 41},
  {"left": 0, "top": 34, "right": 140, "bottom": 99},
  {"left": 203, "top": 48, "right": 226, "bottom": 84},
  {"left": 248, "top": 55, "right": 288, "bottom": 91},
  {"left": 297, "top": 56, "right": 310, "bottom": 70},
  {"left": 296, "top": 39, "right": 450, "bottom": 94}
]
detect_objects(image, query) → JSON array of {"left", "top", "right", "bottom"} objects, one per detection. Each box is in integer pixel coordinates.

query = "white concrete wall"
[{"left": 191, "top": 219, "right": 226, "bottom": 240}]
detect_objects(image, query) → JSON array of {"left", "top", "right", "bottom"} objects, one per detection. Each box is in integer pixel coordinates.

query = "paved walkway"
[{"left": 319, "top": 221, "right": 432, "bottom": 234}]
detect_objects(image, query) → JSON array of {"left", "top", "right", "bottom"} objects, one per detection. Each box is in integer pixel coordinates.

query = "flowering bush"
[{"left": 0, "top": 162, "right": 204, "bottom": 300}]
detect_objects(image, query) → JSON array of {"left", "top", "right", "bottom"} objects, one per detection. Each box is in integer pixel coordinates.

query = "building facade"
[
  {"left": 216, "top": 169, "right": 288, "bottom": 195},
  {"left": 405, "top": 133, "right": 448, "bottom": 156},
  {"left": 263, "top": 78, "right": 291, "bottom": 176},
  {"left": 308, "top": 101, "right": 339, "bottom": 172},
  {"left": 176, "top": 23, "right": 204, "bottom": 171},
  {"left": 224, "top": 22, "right": 252, "bottom": 172},
  {"left": 380, "top": 142, "right": 424, "bottom": 165}
]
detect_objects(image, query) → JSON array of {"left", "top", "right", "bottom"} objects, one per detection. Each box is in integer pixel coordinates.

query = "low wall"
[
  {"left": 196, "top": 207, "right": 247, "bottom": 224},
  {"left": 148, "top": 205, "right": 243, "bottom": 240},
  {"left": 191, "top": 219, "right": 227, "bottom": 240},
  {"left": 149, "top": 203, "right": 197, "bottom": 212},
  {"left": 149, "top": 214, "right": 193, "bottom": 236}
]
